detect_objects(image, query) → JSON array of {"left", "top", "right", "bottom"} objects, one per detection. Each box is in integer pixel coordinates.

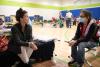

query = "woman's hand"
[
  {"left": 68, "top": 40, "right": 77, "bottom": 46},
  {"left": 29, "top": 42, "right": 38, "bottom": 50},
  {"left": 0, "top": 46, "right": 8, "bottom": 52}
]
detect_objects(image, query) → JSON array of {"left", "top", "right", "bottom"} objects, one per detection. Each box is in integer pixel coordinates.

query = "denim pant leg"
[
  {"left": 76, "top": 42, "right": 97, "bottom": 64},
  {"left": 69, "top": 19, "right": 71, "bottom": 28},
  {"left": 66, "top": 20, "right": 68, "bottom": 28},
  {"left": 71, "top": 45, "right": 77, "bottom": 60},
  {"left": 67, "top": 19, "right": 70, "bottom": 28}
]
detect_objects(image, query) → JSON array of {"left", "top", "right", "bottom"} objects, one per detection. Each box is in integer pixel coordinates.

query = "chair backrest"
[
  {"left": 95, "top": 25, "right": 100, "bottom": 46},
  {"left": 87, "top": 24, "right": 99, "bottom": 47}
]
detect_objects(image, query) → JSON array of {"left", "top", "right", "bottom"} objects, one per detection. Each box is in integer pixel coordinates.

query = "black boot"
[
  {"left": 16, "top": 62, "right": 32, "bottom": 67},
  {"left": 68, "top": 59, "right": 76, "bottom": 66},
  {"left": 75, "top": 62, "right": 83, "bottom": 67},
  {"left": 26, "top": 63, "right": 32, "bottom": 67}
]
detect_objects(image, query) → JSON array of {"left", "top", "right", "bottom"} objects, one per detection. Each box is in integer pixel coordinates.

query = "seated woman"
[
  {"left": 67, "top": 10, "right": 98, "bottom": 67},
  {"left": 8, "top": 8, "right": 37, "bottom": 67}
]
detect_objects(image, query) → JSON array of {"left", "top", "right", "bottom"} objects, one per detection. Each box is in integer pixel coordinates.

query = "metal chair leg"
[{"left": 85, "top": 59, "right": 93, "bottom": 67}]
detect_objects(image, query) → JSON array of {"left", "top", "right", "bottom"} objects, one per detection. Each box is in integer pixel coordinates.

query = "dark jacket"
[
  {"left": 72, "top": 22, "right": 98, "bottom": 44},
  {"left": 8, "top": 23, "right": 33, "bottom": 54}
]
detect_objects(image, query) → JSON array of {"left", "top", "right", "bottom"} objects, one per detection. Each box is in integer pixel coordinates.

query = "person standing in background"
[
  {"left": 0, "top": 18, "right": 5, "bottom": 29},
  {"left": 66, "top": 11, "right": 73, "bottom": 28}
]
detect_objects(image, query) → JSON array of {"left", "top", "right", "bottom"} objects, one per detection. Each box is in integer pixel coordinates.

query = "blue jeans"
[{"left": 71, "top": 41, "right": 97, "bottom": 64}]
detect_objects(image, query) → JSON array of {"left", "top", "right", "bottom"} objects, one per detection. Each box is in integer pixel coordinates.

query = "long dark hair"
[
  {"left": 80, "top": 10, "right": 91, "bottom": 24},
  {"left": 16, "top": 8, "right": 27, "bottom": 22}
]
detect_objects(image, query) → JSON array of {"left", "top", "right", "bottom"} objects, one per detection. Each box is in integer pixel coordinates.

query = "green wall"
[
  {"left": 62, "top": 3, "right": 100, "bottom": 10},
  {"left": 0, "top": 0, "right": 100, "bottom": 10}
]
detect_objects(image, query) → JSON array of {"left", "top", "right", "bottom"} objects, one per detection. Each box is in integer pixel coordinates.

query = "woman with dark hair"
[
  {"left": 67, "top": 10, "right": 98, "bottom": 67},
  {"left": 8, "top": 8, "right": 37, "bottom": 67}
]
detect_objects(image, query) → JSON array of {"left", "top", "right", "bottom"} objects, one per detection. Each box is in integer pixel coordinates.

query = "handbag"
[{"left": 0, "top": 35, "right": 9, "bottom": 52}]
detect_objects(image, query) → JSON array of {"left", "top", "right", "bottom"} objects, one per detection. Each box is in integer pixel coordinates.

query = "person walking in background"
[{"left": 66, "top": 11, "right": 73, "bottom": 28}]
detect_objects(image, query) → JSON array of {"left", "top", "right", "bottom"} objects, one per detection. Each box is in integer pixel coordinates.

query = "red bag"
[{"left": 0, "top": 35, "right": 9, "bottom": 52}]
